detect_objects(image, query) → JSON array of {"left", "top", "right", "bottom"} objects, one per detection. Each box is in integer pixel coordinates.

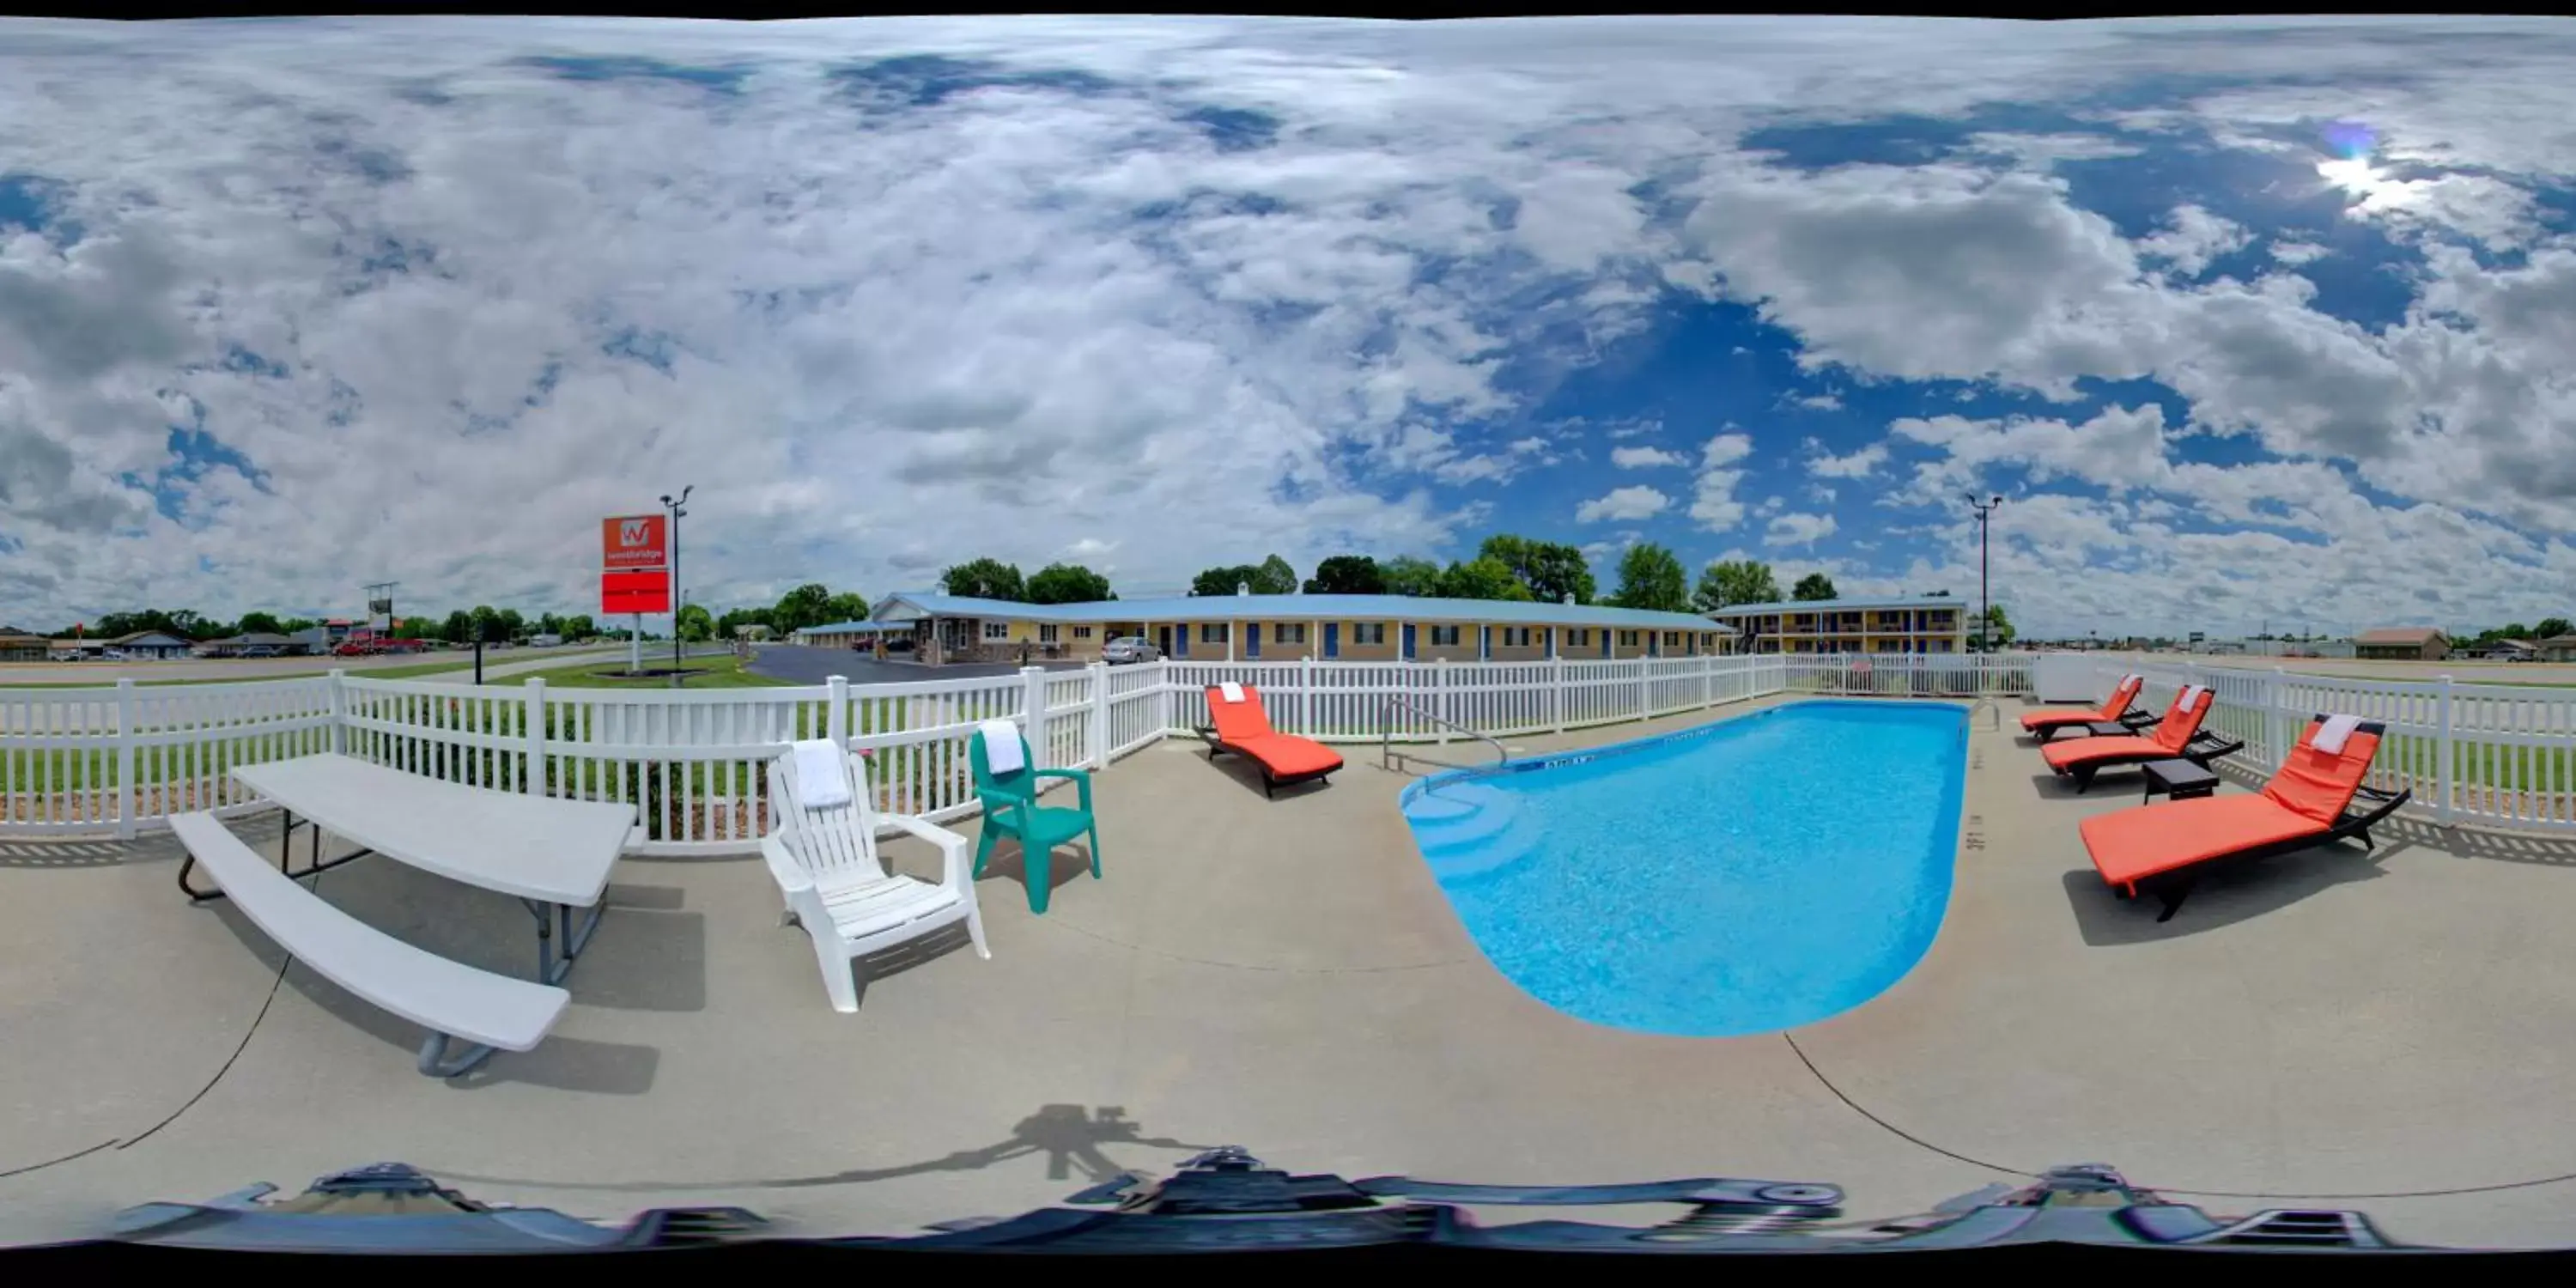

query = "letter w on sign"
[{"left": 620, "top": 519, "right": 651, "bottom": 547}]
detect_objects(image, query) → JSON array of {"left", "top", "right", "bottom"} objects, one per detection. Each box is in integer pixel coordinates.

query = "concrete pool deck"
[{"left": 7, "top": 694, "right": 2576, "bottom": 1249}]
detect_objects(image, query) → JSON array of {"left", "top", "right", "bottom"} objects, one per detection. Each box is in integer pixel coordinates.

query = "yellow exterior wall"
[
  {"left": 1238, "top": 618, "right": 1316, "bottom": 660},
  {"left": 1333, "top": 620, "right": 1400, "bottom": 660}
]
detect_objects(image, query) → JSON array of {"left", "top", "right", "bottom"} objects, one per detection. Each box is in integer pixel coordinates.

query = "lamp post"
[
  {"left": 1965, "top": 492, "right": 2003, "bottom": 653},
  {"left": 660, "top": 484, "right": 692, "bottom": 684}
]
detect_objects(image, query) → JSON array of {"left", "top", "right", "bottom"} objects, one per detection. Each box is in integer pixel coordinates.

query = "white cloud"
[
  {"left": 1576, "top": 484, "right": 1673, "bottom": 522},
  {"left": 2136, "top": 204, "right": 2250, "bottom": 278},
  {"left": 2269, "top": 239, "right": 2329, "bottom": 264},
  {"left": 1791, "top": 392, "right": 1843, "bottom": 410},
  {"left": 1808, "top": 440, "right": 1888, "bottom": 478},
  {"left": 1765, "top": 510, "right": 1837, "bottom": 545},
  {"left": 1686, "top": 430, "right": 1754, "bottom": 532},
  {"left": 1611, "top": 445, "right": 1686, "bottom": 468}
]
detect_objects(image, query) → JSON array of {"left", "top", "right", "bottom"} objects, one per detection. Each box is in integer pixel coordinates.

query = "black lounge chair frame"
[
  {"left": 2126, "top": 785, "right": 2412, "bottom": 922},
  {"left": 1191, "top": 722, "right": 1338, "bottom": 798},
  {"left": 2032, "top": 704, "right": 2160, "bottom": 744},
  {"left": 2059, "top": 732, "right": 2248, "bottom": 793}
]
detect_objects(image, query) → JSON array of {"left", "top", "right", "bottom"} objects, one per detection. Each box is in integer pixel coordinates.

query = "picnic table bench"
[{"left": 169, "top": 754, "right": 639, "bottom": 1078}]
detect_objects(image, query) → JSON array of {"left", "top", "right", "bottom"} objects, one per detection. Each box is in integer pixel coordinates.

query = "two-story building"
[{"left": 1702, "top": 596, "right": 1971, "bottom": 654}]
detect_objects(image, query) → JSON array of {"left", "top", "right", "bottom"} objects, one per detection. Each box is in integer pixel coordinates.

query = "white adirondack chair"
[{"left": 762, "top": 746, "right": 989, "bottom": 1012}]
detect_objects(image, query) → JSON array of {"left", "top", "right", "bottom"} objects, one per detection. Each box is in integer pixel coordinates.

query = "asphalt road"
[{"left": 0, "top": 643, "right": 626, "bottom": 685}]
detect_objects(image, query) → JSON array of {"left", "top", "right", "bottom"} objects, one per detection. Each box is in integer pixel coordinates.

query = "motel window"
[
  {"left": 1200, "top": 623, "right": 1228, "bottom": 644},
  {"left": 1352, "top": 623, "right": 1386, "bottom": 646},
  {"left": 982, "top": 621, "right": 1009, "bottom": 641},
  {"left": 1431, "top": 625, "right": 1461, "bottom": 646},
  {"left": 1073, "top": 626, "right": 1093, "bottom": 639},
  {"left": 1274, "top": 623, "right": 1308, "bottom": 645},
  {"left": 1619, "top": 630, "right": 1638, "bottom": 647},
  {"left": 1662, "top": 631, "right": 1681, "bottom": 647},
  {"left": 1568, "top": 629, "right": 1589, "bottom": 647},
  {"left": 1039, "top": 624, "right": 1060, "bottom": 643},
  {"left": 1501, "top": 627, "right": 1531, "bottom": 647}
]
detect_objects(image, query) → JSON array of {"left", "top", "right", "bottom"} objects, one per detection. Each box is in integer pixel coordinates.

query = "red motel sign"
[
  {"left": 602, "top": 513, "right": 668, "bottom": 570},
  {"left": 601, "top": 568, "right": 671, "bottom": 616}
]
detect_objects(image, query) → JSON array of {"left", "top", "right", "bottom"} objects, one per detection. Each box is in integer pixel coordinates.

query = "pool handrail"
[{"left": 1379, "top": 695, "right": 1509, "bottom": 777}]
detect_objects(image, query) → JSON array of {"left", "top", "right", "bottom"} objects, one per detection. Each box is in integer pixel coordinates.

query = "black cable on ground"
[
  {"left": 114, "top": 950, "right": 293, "bottom": 1152},
  {"left": 1782, "top": 1030, "right": 2576, "bottom": 1203}
]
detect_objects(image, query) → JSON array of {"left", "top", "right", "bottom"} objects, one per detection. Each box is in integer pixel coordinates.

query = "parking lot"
[{"left": 744, "top": 645, "right": 1097, "bottom": 686}]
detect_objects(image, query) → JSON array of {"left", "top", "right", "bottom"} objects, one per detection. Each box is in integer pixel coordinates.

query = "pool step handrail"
[
  {"left": 1379, "top": 695, "right": 1510, "bottom": 778},
  {"left": 1968, "top": 697, "right": 2002, "bottom": 732}
]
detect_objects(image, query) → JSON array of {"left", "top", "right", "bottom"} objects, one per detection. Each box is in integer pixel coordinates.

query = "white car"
[{"left": 1101, "top": 636, "right": 1161, "bottom": 665}]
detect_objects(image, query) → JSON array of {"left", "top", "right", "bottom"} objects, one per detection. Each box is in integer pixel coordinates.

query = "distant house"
[
  {"left": 2354, "top": 627, "right": 2450, "bottom": 662},
  {"left": 194, "top": 632, "right": 306, "bottom": 658},
  {"left": 109, "top": 630, "right": 197, "bottom": 660},
  {"left": 2463, "top": 638, "right": 2537, "bottom": 662},
  {"left": 2536, "top": 635, "right": 2576, "bottom": 663},
  {"left": 0, "top": 626, "right": 46, "bottom": 662}
]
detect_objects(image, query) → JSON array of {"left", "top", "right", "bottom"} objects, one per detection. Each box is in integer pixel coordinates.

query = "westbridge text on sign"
[{"left": 603, "top": 513, "right": 668, "bottom": 570}]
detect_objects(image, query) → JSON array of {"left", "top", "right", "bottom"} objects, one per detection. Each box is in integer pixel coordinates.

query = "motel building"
[
  {"left": 794, "top": 590, "right": 1737, "bottom": 665},
  {"left": 1702, "top": 596, "right": 1971, "bottom": 655}
]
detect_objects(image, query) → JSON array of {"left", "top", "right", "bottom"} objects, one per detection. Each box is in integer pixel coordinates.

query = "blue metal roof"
[
  {"left": 1704, "top": 596, "right": 1965, "bottom": 615},
  {"left": 798, "top": 620, "right": 901, "bottom": 634},
  {"left": 869, "top": 591, "right": 1723, "bottom": 630}
]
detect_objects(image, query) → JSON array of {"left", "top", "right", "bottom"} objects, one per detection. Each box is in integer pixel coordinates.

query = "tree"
[
  {"left": 1977, "top": 603, "right": 2016, "bottom": 650},
  {"left": 1251, "top": 554, "right": 1298, "bottom": 595},
  {"left": 2540, "top": 617, "right": 2573, "bottom": 640},
  {"left": 938, "top": 558, "right": 1025, "bottom": 602},
  {"left": 675, "top": 603, "right": 714, "bottom": 641},
  {"left": 496, "top": 607, "right": 526, "bottom": 641},
  {"left": 441, "top": 611, "right": 475, "bottom": 644},
  {"left": 469, "top": 605, "right": 501, "bottom": 643},
  {"left": 1693, "top": 559, "right": 1780, "bottom": 613},
  {"left": 1790, "top": 573, "right": 1838, "bottom": 602},
  {"left": 234, "top": 611, "right": 284, "bottom": 636},
  {"left": 537, "top": 611, "right": 565, "bottom": 637},
  {"left": 1479, "top": 534, "right": 1594, "bottom": 605},
  {"left": 1609, "top": 543, "right": 1690, "bottom": 612},
  {"left": 1378, "top": 555, "right": 1443, "bottom": 598},
  {"left": 772, "top": 583, "right": 835, "bottom": 634},
  {"left": 276, "top": 617, "right": 316, "bottom": 635},
  {"left": 1189, "top": 564, "right": 1261, "bottom": 597},
  {"left": 1303, "top": 555, "right": 1385, "bottom": 595},
  {"left": 1437, "top": 556, "right": 1532, "bottom": 601},
  {"left": 564, "top": 614, "right": 596, "bottom": 641},
  {"left": 1026, "top": 562, "right": 1112, "bottom": 605},
  {"left": 822, "top": 591, "right": 872, "bottom": 623},
  {"left": 2504, "top": 622, "right": 2534, "bottom": 640}
]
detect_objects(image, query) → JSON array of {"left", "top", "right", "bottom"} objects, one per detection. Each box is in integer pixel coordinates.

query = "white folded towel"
[
  {"left": 2178, "top": 683, "right": 2206, "bottom": 710},
  {"left": 979, "top": 719, "right": 1026, "bottom": 774},
  {"left": 2123, "top": 673, "right": 2142, "bottom": 688},
  {"left": 791, "top": 738, "right": 851, "bottom": 809},
  {"left": 1218, "top": 681, "right": 1245, "bottom": 704},
  {"left": 2313, "top": 713, "right": 2363, "bottom": 756}
]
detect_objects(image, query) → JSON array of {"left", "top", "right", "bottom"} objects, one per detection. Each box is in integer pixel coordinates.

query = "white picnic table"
[{"left": 189, "top": 754, "right": 640, "bottom": 987}]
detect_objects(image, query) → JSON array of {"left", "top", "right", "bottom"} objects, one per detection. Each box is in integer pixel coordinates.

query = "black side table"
[
  {"left": 2085, "top": 721, "right": 2137, "bottom": 738},
  {"left": 2141, "top": 758, "right": 2220, "bottom": 805}
]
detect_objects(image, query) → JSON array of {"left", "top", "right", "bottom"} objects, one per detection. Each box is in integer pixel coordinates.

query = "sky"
[{"left": 4, "top": 15, "right": 2576, "bottom": 637}]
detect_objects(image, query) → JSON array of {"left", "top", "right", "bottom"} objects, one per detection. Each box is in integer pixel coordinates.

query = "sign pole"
[{"left": 631, "top": 614, "right": 642, "bottom": 675}]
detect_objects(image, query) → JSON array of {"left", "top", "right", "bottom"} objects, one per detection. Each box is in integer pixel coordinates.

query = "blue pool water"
[{"left": 1400, "top": 701, "right": 1967, "bottom": 1037}]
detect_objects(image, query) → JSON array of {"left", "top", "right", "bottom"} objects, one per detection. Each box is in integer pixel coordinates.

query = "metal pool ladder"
[
  {"left": 1968, "top": 697, "right": 2002, "bottom": 732},
  {"left": 1379, "top": 695, "right": 1510, "bottom": 792}
]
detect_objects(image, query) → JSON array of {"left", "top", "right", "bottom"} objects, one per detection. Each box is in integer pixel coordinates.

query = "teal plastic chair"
[{"left": 969, "top": 726, "right": 1101, "bottom": 914}]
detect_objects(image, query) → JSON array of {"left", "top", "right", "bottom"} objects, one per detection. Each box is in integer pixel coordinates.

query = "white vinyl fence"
[
  {"left": 3, "top": 653, "right": 2032, "bottom": 852},
  {"left": 2076, "top": 655, "right": 2576, "bottom": 834}
]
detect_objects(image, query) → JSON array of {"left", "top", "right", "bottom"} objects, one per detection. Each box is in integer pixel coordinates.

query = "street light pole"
[
  {"left": 1965, "top": 493, "right": 2004, "bottom": 653},
  {"left": 660, "top": 484, "right": 692, "bottom": 685}
]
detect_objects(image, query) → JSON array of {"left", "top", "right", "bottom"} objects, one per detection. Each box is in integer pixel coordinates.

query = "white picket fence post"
[
  {"left": 114, "top": 677, "right": 137, "bottom": 839},
  {"left": 1020, "top": 666, "right": 1048, "bottom": 764},
  {"left": 1300, "top": 654, "right": 1315, "bottom": 737},
  {"left": 1434, "top": 657, "right": 1450, "bottom": 744},
  {"left": 2436, "top": 672, "right": 2456, "bottom": 826},
  {"left": 523, "top": 678, "right": 547, "bottom": 794},
  {"left": 827, "top": 676, "right": 850, "bottom": 747},
  {"left": 1552, "top": 655, "right": 1565, "bottom": 732},
  {"left": 1088, "top": 661, "right": 1111, "bottom": 769},
  {"left": 1634, "top": 657, "right": 1649, "bottom": 719},
  {"left": 2269, "top": 666, "right": 2289, "bottom": 769},
  {"left": 328, "top": 668, "right": 349, "bottom": 756}
]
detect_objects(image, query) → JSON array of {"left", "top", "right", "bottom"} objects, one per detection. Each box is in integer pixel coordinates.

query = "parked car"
[
  {"left": 100, "top": 649, "right": 128, "bottom": 661},
  {"left": 239, "top": 645, "right": 280, "bottom": 658},
  {"left": 1102, "top": 636, "right": 1161, "bottom": 665}
]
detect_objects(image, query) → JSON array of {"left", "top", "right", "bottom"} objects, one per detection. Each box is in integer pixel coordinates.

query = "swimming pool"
[{"left": 1400, "top": 700, "right": 1967, "bottom": 1037}]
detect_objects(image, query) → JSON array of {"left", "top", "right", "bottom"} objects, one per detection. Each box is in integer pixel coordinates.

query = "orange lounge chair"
[
  {"left": 1196, "top": 683, "right": 1344, "bottom": 798},
  {"left": 2020, "top": 674, "right": 2148, "bottom": 742},
  {"left": 2081, "top": 714, "right": 2409, "bottom": 921},
  {"left": 2039, "top": 684, "right": 2243, "bottom": 792}
]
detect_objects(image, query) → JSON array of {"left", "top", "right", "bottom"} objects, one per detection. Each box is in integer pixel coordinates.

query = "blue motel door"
[
  {"left": 1171, "top": 626, "right": 1187, "bottom": 659},
  {"left": 1601, "top": 631, "right": 1611, "bottom": 659},
  {"left": 1402, "top": 623, "right": 1417, "bottom": 659},
  {"left": 1245, "top": 622, "right": 1261, "bottom": 659},
  {"left": 1479, "top": 626, "right": 1490, "bottom": 659},
  {"left": 1323, "top": 623, "right": 1339, "bottom": 659}
]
